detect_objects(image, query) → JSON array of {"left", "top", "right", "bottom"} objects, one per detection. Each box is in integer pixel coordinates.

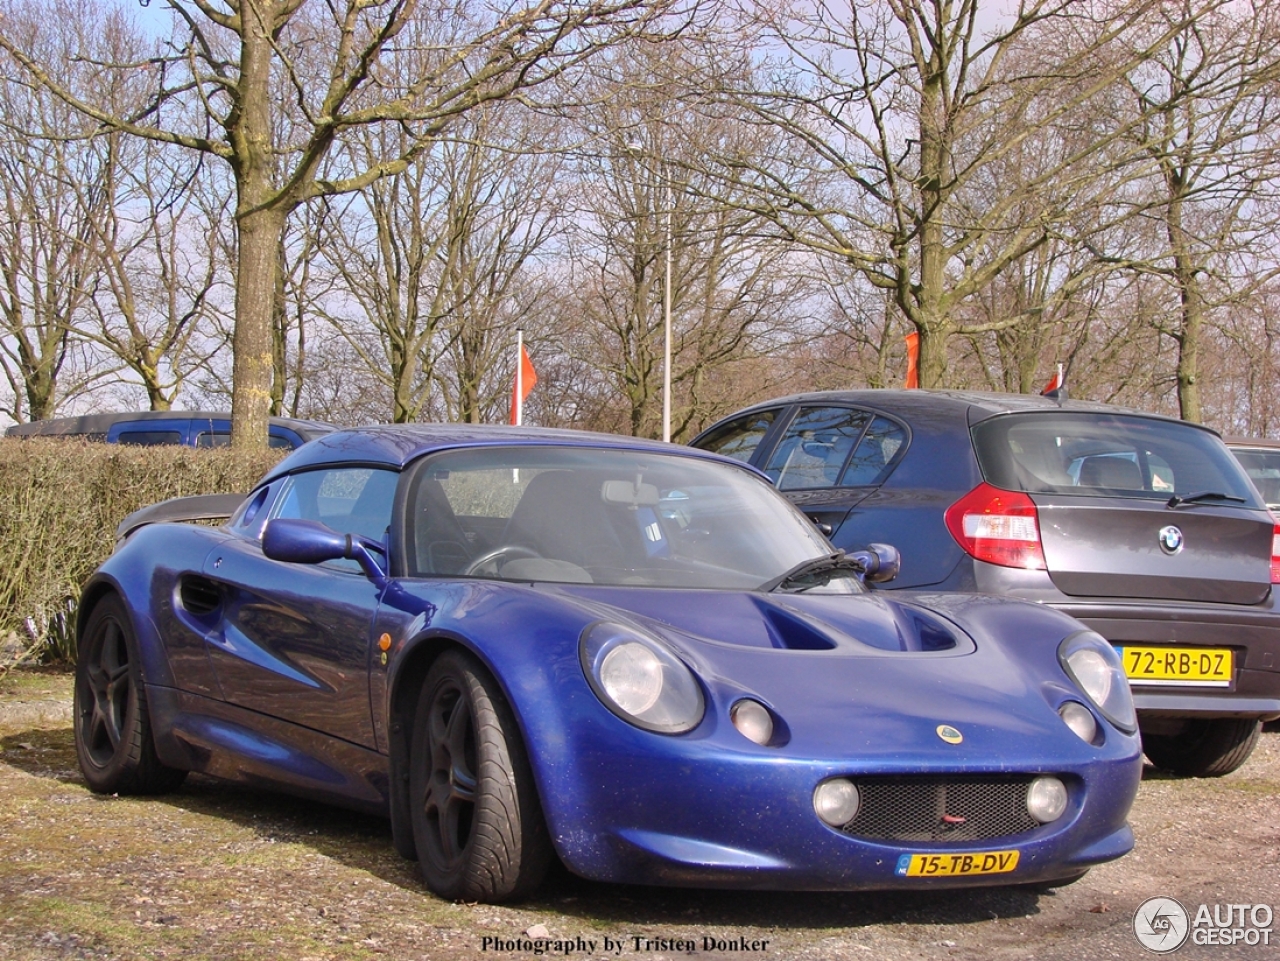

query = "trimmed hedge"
[{"left": 0, "top": 438, "right": 284, "bottom": 662}]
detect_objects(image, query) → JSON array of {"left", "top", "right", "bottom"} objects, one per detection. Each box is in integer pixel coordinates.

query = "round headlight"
[
  {"left": 1026, "top": 775, "right": 1068, "bottom": 823},
  {"left": 730, "top": 699, "right": 774, "bottom": 745},
  {"left": 814, "top": 778, "right": 860, "bottom": 827},
  {"left": 580, "top": 621, "right": 705, "bottom": 734},
  {"left": 1059, "top": 701, "right": 1098, "bottom": 744},
  {"left": 1059, "top": 631, "right": 1138, "bottom": 734},
  {"left": 600, "top": 642, "right": 664, "bottom": 715}
]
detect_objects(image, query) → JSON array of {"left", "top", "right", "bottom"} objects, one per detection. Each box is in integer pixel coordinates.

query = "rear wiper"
[
  {"left": 759, "top": 552, "right": 864, "bottom": 593},
  {"left": 1166, "top": 490, "right": 1247, "bottom": 509}
]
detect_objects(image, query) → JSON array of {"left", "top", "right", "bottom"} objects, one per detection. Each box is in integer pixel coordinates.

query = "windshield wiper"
[
  {"left": 1166, "top": 490, "right": 1247, "bottom": 509},
  {"left": 759, "top": 552, "right": 864, "bottom": 593}
]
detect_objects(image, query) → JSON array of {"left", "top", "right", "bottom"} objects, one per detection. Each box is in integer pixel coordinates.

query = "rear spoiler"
[{"left": 116, "top": 493, "right": 247, "bottom": 541}]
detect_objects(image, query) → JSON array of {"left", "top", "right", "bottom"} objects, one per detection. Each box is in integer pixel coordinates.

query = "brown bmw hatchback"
[{"left": 693, "top": 390, "right": 1280, "bottom": 776}]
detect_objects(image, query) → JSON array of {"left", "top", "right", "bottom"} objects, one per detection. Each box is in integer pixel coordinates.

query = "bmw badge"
[{"left": 1158, "top": 525, "right": 1184, "bottom": 555}]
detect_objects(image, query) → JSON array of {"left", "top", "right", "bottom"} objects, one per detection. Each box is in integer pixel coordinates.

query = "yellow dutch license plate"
[
  {"left": 894, "top": 851, "right": 1019, "bottom": 878},
  {"left": 1118, "top": 645, "right": 1233, "bottom": 687}
]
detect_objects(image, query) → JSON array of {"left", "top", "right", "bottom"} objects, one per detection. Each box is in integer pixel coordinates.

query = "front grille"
[{"left": 840, "top": 776, "right": 1041, "bottom": 844}]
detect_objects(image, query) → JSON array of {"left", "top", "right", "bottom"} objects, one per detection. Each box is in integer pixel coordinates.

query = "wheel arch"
[
  {"left": 76, "top": 575, "right": 124, "bottom": 653},
  {"left": 76, "top": 571, "right": 177, "bottom": 692},
  {"left": 386, "top": 630, "right": 518, "bottom": 861}
]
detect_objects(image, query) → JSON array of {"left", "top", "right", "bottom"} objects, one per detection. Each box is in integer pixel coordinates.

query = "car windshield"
[
  {"left": 1231, "top": 447, "right": 1280, "bottom": 508},
  {"left": 972, "top": 412, "right": 1263, "bottom": 507},
  {"left": 404, "top": 445, "right": 854, "bottom": 590}
]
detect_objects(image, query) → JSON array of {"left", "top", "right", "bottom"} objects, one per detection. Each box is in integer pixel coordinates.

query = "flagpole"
[{"left": 515, "top": 329, "right": 523, "bottom": 427}]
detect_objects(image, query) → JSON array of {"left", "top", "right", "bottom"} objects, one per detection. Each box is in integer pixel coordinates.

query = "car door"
[
  {"left": 753, "top": 406, "right": 907, "bottom": 534},
  {"left": 692, "top": 407, "right": 787, "bottom": 466},
  {"left": 200, "top": 466, "right": 399, "bottom": 749}
]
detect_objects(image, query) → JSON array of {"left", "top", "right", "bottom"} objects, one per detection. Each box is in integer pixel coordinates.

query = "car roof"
[
  {"left": 1223, "top": 435, "right": 1280, "bottom": 451},
  {"left": 262, "top": 423, "right": 719, "bottom": 481},
  {"left": 5, "top": 410, "right": 335, "bottom": 439},
  {"left": 717, "top": 388, "right": 1207, "bottom": 429}
]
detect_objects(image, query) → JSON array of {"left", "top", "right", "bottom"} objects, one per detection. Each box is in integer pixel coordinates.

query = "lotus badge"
[{"left": 936, "top": 724, "right": 963, "bottom": 744}]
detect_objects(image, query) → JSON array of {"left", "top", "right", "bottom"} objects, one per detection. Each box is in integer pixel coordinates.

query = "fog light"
[
  {"left": 1059, "top": 701, "right": 1098, "bottom": 744},
  {"left": 1026, "top": 775, "right": 1068, "bottom": 823},
  {"left": 813, "top": 778, "right": 860, "bottom": 827},
  {"left": 730, "top": 699, "right": 774, "bottom": 745}
]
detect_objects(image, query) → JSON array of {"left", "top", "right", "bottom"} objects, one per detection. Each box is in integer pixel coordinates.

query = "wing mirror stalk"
[{"left": 263, "top": 518, "right": 389, "bottom": 589}]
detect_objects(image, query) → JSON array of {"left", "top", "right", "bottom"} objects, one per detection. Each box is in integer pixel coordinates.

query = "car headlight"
[
  {"left": 580, "top": 621, "right": 705, "bottom": 734},
  {"left": 1058, "top": 631, "right": 1137, "bottom": 734}
]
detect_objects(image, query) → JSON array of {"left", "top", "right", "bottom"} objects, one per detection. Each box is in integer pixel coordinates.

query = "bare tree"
[
  {"left": 0, "top": 0, "right": 677, "bottom": 445},
  {"left": 1106, "top": 0, "right": 1280, "bottom": 422},
  {"left": 78, "top": 137, "right": 229, "bottom": 409},
  {"left": 707, "top": 0, "right": 1215, "bottom": 387},
  {"left": 551, "top": 39, "right": 815, "bottom": 440},
  {"left": 315, "top": 103, "right": 564, "bottom": 424},
  {"left": 0, "top": 0, "right": 133, "bottom": 421}
]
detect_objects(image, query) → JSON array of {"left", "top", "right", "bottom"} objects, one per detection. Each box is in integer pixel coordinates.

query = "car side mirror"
[
  {"left": 848, "top": 542, "right": 900, "bottom": 584},
  {"left": 263, "top": 518, "right": 387, "bottom": 587}
]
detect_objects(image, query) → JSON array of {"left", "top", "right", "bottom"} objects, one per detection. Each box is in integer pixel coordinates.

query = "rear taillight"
[
  {"left": 945, "top": 482, "right": 1047, "bottom": 570},
  {"left": 1271, "top": 522, "right": 1280, "bottom": 584}
]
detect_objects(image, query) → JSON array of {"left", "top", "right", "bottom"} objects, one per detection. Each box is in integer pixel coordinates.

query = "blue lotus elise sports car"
[{"left": 75, "top": 425, "right": 1142, "bottom": 902}]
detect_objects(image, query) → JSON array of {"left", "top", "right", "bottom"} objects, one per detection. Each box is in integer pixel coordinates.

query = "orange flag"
[
  {"left": 509, "top": 342, "right": 538, "bottom": 425},
  {"left": 904, "top": 331, "right": 920, "bottom": 389},
  {"left": 1042, "top": 363, "right": 1065, "bottom": 396}
]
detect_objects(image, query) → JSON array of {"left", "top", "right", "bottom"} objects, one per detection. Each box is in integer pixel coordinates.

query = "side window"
[
  {"left": 694, "top": 410, "right": 777, "bottom": 463},
  {"left": 274, "top": 467, "right": 399, "bottom": 544},
  {"left": 116, "top": 430, "right": 184, "bottom": 446},
  {"left": 840, "top": 415, "right": 908, "bottom": 486},
  {"left": 763, "top": 407, "right": 871, "bottom": 490},
  {"left": 195, "top": 432, "right": 232, "bottom": 448}
]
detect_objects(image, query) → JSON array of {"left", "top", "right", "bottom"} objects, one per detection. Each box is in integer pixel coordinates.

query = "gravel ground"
[{"left": 1, "top": 667, "right": 1276, "bottom": 961}]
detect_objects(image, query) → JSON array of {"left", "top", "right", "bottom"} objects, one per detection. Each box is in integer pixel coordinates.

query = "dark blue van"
[{"left": 6, "top": 411, "right": 334, "bottom": 449}]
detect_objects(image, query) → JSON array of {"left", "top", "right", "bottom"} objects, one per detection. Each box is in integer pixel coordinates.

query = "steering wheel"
[{"left": 463, "top": 544, "right": 542, "bottom": 576}]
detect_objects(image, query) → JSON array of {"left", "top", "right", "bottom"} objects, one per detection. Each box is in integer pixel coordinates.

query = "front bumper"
[{"left": 543, "top": 729, "right": 1143, "bottom": 890}]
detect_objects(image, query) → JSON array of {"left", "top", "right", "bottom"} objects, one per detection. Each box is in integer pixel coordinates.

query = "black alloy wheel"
[
  {"left": 409, "top": 649, "right": 552, "bottom": 902},
  {"left": 74, "top": 595, "right": 187, "bottom": 795}
]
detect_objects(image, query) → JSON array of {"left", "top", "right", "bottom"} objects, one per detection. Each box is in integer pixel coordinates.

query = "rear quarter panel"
[{"left": 82, "top": 524, "right": 232, "bottom": 698}]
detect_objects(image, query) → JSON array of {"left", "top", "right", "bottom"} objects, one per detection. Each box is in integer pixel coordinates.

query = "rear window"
[{"left": 972, "top": 412, "right": 1262, "bottom": 507}]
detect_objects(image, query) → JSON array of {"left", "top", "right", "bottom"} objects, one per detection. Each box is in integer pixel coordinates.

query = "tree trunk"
[
  {"left": 1167, "top": 190, "right": 1202, "bottom": 423},
  {"left": 232, "top": 206, "right": 285, "bottom": 446},
  {"left": 230, "top": 12, "right": 284, "bottom": 449},
  {"left": 911, "top": 40, "right": 951, "bottom": 389}
]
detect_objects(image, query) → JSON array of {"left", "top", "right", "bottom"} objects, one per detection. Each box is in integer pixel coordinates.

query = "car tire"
[
  {"left": 409, "top": 649, "right": 553, "bottom": 902},
  {"left": 74, "top": 595, "right": 187, "bottom": 795},
  {"left": 1141, "top": 718, "right": 1262, "bottom": 777}
]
